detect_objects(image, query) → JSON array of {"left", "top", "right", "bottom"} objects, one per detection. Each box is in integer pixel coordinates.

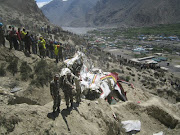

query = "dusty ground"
[{"left": 0, "top": 46, "right": 180, "bottom": 135}]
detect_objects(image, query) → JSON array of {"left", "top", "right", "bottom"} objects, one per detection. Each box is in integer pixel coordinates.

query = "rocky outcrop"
[{"left": 0, "top": 0, "right": 49, "bottom": 27}]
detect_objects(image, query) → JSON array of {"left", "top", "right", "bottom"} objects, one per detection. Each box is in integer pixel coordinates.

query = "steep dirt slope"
[
  {"left": 0, "top": 84, "right": 180, "bottom": 135},
  {"left": 0, "top": 47, "right": 180, "bottom": 134}
]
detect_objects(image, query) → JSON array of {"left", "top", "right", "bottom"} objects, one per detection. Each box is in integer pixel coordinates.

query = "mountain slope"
[
  {"left": 41, "top": 0, "right": 98, "bottom": 27},
  {"left": 0, "top": 43, "right": 180, "bottom": 134},
  {"left": 0, "top": 0, "right": 49, "bottom": 27},
  {"left": 86, "top": 0, "right": 180, "bottom": 27}
]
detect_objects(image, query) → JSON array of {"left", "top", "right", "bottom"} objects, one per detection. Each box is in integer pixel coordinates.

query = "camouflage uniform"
[
  {"left": 74, "top": 77, "right": 81, "bottom": 103},
  {"left": 72, "top": 59, "right": 83, "bottom": 76},
  {"left": 50, "top": 79, "right": 61, "bottom": 112},
  {"left": 62, "top": 74, "right": 74, "bottom": 108}
]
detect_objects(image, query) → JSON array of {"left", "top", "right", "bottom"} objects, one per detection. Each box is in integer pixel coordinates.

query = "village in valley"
[{"left": 84, "top": 25, "right": 180, "bottom": 77}]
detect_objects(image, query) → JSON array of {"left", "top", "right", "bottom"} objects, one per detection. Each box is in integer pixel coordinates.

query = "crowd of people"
[
  {"left": 0, "top": 22, "right": 84, "bottom": 114},
  {"left": 0, "top": 22, "right": 76, "bottom": 63}
]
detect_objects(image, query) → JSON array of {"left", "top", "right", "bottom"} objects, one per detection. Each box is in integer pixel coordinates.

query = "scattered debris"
[
  {"left": 153, "top": 131, "right": 164, "bottom": 135},
  {"left": 121, "top": 120, "right": 141, "bottom": 133},
  {"left": 10, "top": 87, "right": 22, "bottom": 93}
]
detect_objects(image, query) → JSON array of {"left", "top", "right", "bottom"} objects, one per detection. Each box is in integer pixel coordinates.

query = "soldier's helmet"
[
  {"left": 66, "top": 72, "right": 72, "bottom": 77},
  {"left": 54, "top": 74, "right": 59, "bottom": 80}
]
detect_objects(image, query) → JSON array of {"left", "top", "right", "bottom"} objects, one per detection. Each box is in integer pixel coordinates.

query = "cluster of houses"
[
  {"left": 138, "top": 35, "right": 180, "bottom": 41},
  {"left": 87, "top": 36, "right": 118, "bottom": 48},
  {"left": 85, "top": 29, "right": 180, "bottom": 73}
]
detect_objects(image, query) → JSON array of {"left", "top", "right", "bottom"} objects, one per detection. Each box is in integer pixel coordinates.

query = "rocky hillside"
[
  {"left": 42, "top": 0, "right": 180, "bottom": 27},
  {"left": 0, "top": 0, "right": 49, "bottom": 27},
  {"left": 41, "top": 0, "right": 99, "bottom": 27},
  {"left": 0, "top": 46, "right": 180, "bottom": 134},
  {"left": 86, "top": 0, "right": 180, "bottom": 27}
]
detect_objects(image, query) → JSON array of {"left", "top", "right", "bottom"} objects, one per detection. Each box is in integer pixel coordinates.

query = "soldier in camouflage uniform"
[
  {"left": 62, "top": 73, "right": 74, "bottom": 108},
  {"left": 74, "top": 76, "right": 81, "bottom": 103},
  {"left": 50, "top": 74, "right": 61, "bottom": 113}
]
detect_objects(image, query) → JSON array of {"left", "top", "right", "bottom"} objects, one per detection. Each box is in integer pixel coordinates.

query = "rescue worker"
[
  {"left": 58, "top": 43, "right": 63, "bottom": 61},
  {"left": 62, "top": 72, "right": 74, "bottom": 108},
  {"left": 21, "top": 28, "right": 27, "bottom": 51},
  {"left": 50, "top": 74, "right": 61, "bottom": 113},
  {"left": 38, "top": 36, "right": 46, "bottom": 58},
  {"left": 54, "top": 41, "right": 59, "bottom": 63},
  {"left": 0, "top": 22, "right": 5, "bottom": 47}
]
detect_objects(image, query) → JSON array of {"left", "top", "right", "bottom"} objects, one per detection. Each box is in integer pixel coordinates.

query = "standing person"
[
  {"left": 6, "top": 25, "right": 12, "bottom": 49},
  {"left": 49, "top": 40, "right": 54, "bottom": 59},
  {"left": 24, "top": 32, "right": 31, "bottom": 54},
  {"left": 45, "top": 39, "right": 50, "bottom": 57},
  {"left": 11, "top": 27, "right": 19, "bottom": 50},
  {"left": 58, "top": 43, "right": 63, "bottom": 61},
  {"left": 20, "top": 28, "right": 27, "bottom": 51},
  {"left": 74, "top": 75, "right": 81, "bottom": 103},
  {"left": 17, "top": 28, "right": 21, "bottom": 50},
  {"left": 47, "top": 25, "right": 50, "bottom": 35},
  {"left": 34, "top": 35, "right": 38, "bottom": 54},
  {"left": 38, "top": 36, "right": 46, "bottom": 58},
  {"left": 50, "top": 74, "right": 61, "bottom": 113},
  {"left": 0, "top": 22, "right": 5, "bottom": 47},
  {"left": 30, "top": 34, "right": 37, "bottom": 54},
  {"left": 54, "top": 42, "right": 59, "bottom": 63},
  {"left": 62, "top": 73, "right": 74, "bottom": 109}
]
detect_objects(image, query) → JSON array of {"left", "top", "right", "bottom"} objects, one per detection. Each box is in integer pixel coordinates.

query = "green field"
[
  {"left": 123, "top": 23, "right": 180, "bottom": 37},
  {"left": 88, "top": 23, "right": 180, "bottom": 39}
]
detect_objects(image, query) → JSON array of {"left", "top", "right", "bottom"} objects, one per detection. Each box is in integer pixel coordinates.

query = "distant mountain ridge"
[
  {"left": 41, "top": 0, "right": 99, "bottom": 27},
  {"left": 42, "top": 0, "right": 180, "bottom": 27},
  {"left": 86, "top": 0, "right": 180, "bottom": 27}
]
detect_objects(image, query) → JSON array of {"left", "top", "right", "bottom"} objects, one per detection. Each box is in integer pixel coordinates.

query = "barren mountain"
[
  {"left": 86, "top": 0, "right": 180, "bottom": 27},
  {"left": 41, "top": 0, "right": 180, "bottom": 27},
  {"left": 0, "top": 0, "right": 49, "bottom": 27},
  {"left": 41, "top": 0, "right": 99, "bottom": 27}
]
